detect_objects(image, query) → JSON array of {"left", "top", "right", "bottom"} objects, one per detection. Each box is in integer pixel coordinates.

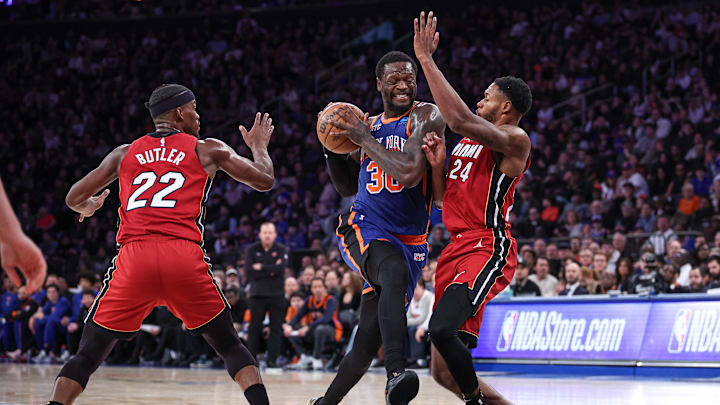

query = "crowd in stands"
[{"left": 2, "top": 0, "right": 720, "bottom": 368}]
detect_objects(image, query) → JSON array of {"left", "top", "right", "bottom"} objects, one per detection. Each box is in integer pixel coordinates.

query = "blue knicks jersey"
[{"left": 352, "top": 102, "right": 432, "bottom": 236}]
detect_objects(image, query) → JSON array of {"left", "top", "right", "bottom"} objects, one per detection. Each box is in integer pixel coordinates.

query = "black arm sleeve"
[{"left": 325, "top": 148, "right": 360, "bottom": 197}]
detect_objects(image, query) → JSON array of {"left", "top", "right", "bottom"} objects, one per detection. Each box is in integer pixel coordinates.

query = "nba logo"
[
  {"left": 496, "top": 310, "right": 519, "bottom": 352},
  {"left": 668, "top": 309, "right": 692, "bottom": 354}
]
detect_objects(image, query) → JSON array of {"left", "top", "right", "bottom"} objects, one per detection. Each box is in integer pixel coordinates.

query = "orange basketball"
[{"left": 316, "top": 102, "right": 364, "bottom": 154}]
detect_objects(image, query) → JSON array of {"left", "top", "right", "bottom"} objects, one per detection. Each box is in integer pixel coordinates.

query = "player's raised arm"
[
  {"left": 414, "top": 11, "right": 529, "bottom": 163},
  {"left": 199, "top": 112, "right": 275, "bottom": 191},
  {"left": 335, "top": 103, "right": 444, "bottom": 188},
  {"left": 66, "top": 144, "right": 128, "bottom": 222}
]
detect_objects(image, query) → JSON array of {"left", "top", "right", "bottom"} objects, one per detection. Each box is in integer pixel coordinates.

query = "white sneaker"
[
  {"left": 288, "top": 354, "right": 313, "bottom": 370},
  {"left": 59, "top": 350, "right": 71, "bottom": 363},
  {"left": 32, "top": 350, "right": 49, "bottom": 364},
  {"left": 311, "top": 357, "right": 324, "bottom": 370}
]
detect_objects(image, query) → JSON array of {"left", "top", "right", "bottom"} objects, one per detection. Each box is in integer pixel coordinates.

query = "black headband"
[{"left": 145, "top": 89, "right": 195, "bottom": 118}]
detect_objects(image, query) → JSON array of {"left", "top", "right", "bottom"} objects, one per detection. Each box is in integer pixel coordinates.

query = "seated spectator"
[
  {"left": 324, "top": 270, "right": 341, "bottom": 301},
  {"left": 687, "top": 267, "right": 707, "bottom": 293},
  {"left": 337, "top": 271, "right": 362, "bottom": 335},
  {"left": 528, "top": 257, "right": 558, "bottom": 297},
  {"left": 593, "top": 253, "right": 609, "bottom": 276},
  {"left": 559, "top": 262, "right": 589, "bottom": 296},
  {"left": 578, "top": 249, "right": 593, "bottom": 269},
  {"left": 635, "top": 203, "right": 657, "bottom": 233},
  {"left": 298, "top": 266, "right": 315, "bottom": 295},
  {"left": 661, "top": 264, "right": 684, "bottom": 293},
  {"left": 580, "top": 266, "right": 601, "bottom": 294},
  {"left": 691, "top": 243, "right": 710, "bottom": 268},
  {"left": 648, "top": 215, "right": 677, "bottom": 258},
  {"left": 4, "top": 286, "right": 39, "bottom": 360},
  {"left": 706, "top": 256, "right": 720, "bottom": 290},
  {"left": 513, "top": 261, "right": 541, "bottom": 297},
  {"left": 673, "top": 183, "right": 700, "bottom": 228},
  {"left": 629, "top": 253, "right": 666, "bottom": 295},
  {"left": 519, "top": 245, "right": 537, "bottom": 270},
  {"left": 406, "top": 280, "right": 433, "bottom": 368},
  {"left": 284, "top": 278, "right": 342, "bottom": 370},
  {"left": 284, "top": 276, "right": 300, "bottom": 301},
  {"left": 541, "top": 198, "right": 560, "bottom": 228},
  {"left": 31, "top": 284, "right": 71, "bottom": 362},
  {"left": 224, "top": 287, "right": 247, "bottom": 333},
  {"left": 428, "top": 224, "right": 449, "bottom": 259},
  {"left": 599, "top": 272, "right": 618, "bottom": 294},
  {"left": 666, "top": 239, "right": 693, "bottom": 286},
  {"left": 66, "top": 289, "right": 94, "bottom": 355},
  {"left": 615, "top": 257, "right": 634, "bottom": 293},
  {"left": 225, "top": 268, "right": 241, "bottom": 289},
  {"left": 422, "top": 261, "right": 436, "bottom": 292}
]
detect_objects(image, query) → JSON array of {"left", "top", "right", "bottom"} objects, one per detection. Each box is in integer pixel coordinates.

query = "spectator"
[
  {"left": 563, "top": 210, "right": 583, "bottom": 238},
  {"left": 4, "top": 286, "right": 39, "bottom": 360},
  {"left": 324, "top": 270, "right": 341, "bottom": 301},
  {"left": 337, "top": 271, "right": 362, "bottom": 335},
  {"left": 299, "top": 266, "right": 316, "bottom": 295},
  {"left": 520, "top": 245, "right": 537, "bottom": 270},
  {"left": 225, "top": 268, "right": 241, "bottom": 289},
  {"left": 245, "top": 222, "right": 289, "bottom": 368},
  {"left": 559, "top": 262, "right": 589, "bottom": 296},
  {"left": 687, "top": 268, "right": 707, "bottom": 293},
  {"left": 224, "top": 287, "right": 247, "bottom": 334},
  {"left": 629, "top": 253, "right": 666, "bottom": 295},
  {"left": 593, "top": 253, "right": 609, "bottom": 275},
  {"left": 707, "top": 256, "right": 720, "bottom": 289},
  {"left": 406, "top": 280, "right": 433, "bottom": 368},
  {"left": 648, "top": 215, "right": 677, "bottom": 258},
  {"left": 428, "top": 224, "right": 449, "bottom": 259},
  {"left": 580, "top": 267, "right": 601, "bottom": 295},
  {"left": 635, "top": 203, "right": 657, "bottom": 233},
  {"left": 578, "top": 249, "right": 593, "bottom": 269},
  {"left": 606, "top": 233, "right": 627, "bottom": 274},
  {"left": 284, "top": 278, "right": 342, "bottom": 370},
  {"left": 692, "top": 243, "right": 711, "bottom": 268},
  {"left": 615, "top": 257, "right": 634, "bottom": 293},
  {"left": 673, "top": 183, "right": 701, "bottom": 228},
  {"left": 528, "top": 257, "right": 559, "bottom": 297},
  {"left": 284, "top": 277, "right": 300, "bottom": 301},
  {"left": 666, "top": 239, "right": 693, "bottom": 286},
  {"left": 599, "top": 272, "right": 618, "bottom": 294},
  {"left": 513, "top": 261, "right": 541, "bottom": 297},
  {"left": 66, "top": 289, "right": 95, "bottom": 355},
  {"left": 422, "top": 261, "right": 436, "bottom": 292},
  {"left": 31, "top": 284, "right": 71, "bottom": 362}
]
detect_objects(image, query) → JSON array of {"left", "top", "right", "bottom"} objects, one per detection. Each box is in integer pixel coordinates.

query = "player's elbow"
[
  {"left": 65, "top": 188, "right": 82, "bottom": 210},
  {"left": 252, "top": 174, "right": 274, "bottom": 192}
]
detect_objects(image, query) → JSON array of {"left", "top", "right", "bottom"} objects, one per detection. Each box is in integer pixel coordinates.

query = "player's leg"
[
  {"left": 200, "top": 310, "right": 269, "bottom": 405},
  {"left": 50, "top": 323, "right": 118, "bottom": 405},
  {"left": 247, "top": 296, "right": 268, "bottom": 359},
  {"left": 430, "top": 343, "right": 512, "bottom": 405},
  {"left": 364, "top": 240, "right": 410, "bottom": 377},
  {"left": 314, "top": 292, "right": 382, "bottom": 405}
]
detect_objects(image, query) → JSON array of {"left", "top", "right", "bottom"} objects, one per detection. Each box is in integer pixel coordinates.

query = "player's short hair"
[
  {"left": 146, "top": 84, "right": 194, "bottom": 118},
  {"left": 494, "top": 76, "right": 532, "bottom": 115},
  {"left": 375, "top": 51, "right": 417, "bottom": 79}
]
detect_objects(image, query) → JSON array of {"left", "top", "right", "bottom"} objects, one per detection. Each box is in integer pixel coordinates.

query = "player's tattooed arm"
[
  {"left": 335, "top": 104, "right": 445, "bottom": 188},
  {"left": 421, "top": 131, "right": 446, "bottom": 209},
  {"left": 199, "top": 113, "right": 275, "bottom": 191},
  {"left": 66, "top": 144, "right": 129, "bottom": 221},
  {"left": 324, "top": 148, "right": 360, "bottom": 197}
]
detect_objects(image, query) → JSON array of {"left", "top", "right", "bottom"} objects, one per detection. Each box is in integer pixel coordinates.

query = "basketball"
[{"left": 316, "top": 102, "right": 364, "bottom": 154}]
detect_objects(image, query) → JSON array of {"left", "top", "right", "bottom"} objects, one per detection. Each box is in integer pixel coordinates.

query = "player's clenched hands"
[
  {"left": 240, "top": 112, "right": 274, "bottom": 150},
  {"left": 421, "top": 131, "right": 445, "bottom": 169},
  {"left": 0, "top": 233, "right": 47, "bottom": 294},
  {"left": 334, "top": 108, "right": 371, "bottom": 145},
  {"left": 77, "top": 189, "right": 111, "bottom": 223},
  {"left": 414, "top": 11, "right": 440, "bottom": 62}
]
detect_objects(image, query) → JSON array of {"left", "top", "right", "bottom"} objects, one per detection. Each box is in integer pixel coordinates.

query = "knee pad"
[{"left": 58, "top": 352, "right": 101, "bottom": 389}]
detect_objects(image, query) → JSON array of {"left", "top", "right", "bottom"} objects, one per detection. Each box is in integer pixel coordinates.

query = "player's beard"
[{"left": 480, "top": 106, "right": 500, "bottom": 124}]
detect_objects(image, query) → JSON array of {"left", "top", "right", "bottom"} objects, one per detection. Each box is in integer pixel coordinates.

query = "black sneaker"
[
  {"left": 464, "top": 391, "right": 485, "bottom": 405},
  {"left": 385, "top": 370, "right": 419, "bottom": 405}
]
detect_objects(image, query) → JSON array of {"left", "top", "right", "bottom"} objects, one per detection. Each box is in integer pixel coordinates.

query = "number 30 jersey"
[
  {"left": 352, "top": 102, "right": 433, "bottom": 236},
  {"left": 442, "top": 136, "right": 530, "bottom": 235},
  {"left": 116, "top": 132, "right": 212, "bottom": 246}
]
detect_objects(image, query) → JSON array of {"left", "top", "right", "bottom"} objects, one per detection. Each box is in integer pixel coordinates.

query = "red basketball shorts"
[
  {"left": 434, "top": 228, "right": 517, "bottom": 341},
  {"left": 87, "top": 238, "right": 228, "bottom": 334}
]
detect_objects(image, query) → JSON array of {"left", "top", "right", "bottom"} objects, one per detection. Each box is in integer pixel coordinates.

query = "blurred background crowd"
[{"left": 1, "top": 0, "right": 719, "bottom": 369}]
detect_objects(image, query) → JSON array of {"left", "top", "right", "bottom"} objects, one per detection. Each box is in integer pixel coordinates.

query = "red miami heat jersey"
[
  {"left": 442, "top": 137, "right": 529, "bottom": 234},
  {"left": 116, "top": 132, "right": 212, "bottom": 246}
]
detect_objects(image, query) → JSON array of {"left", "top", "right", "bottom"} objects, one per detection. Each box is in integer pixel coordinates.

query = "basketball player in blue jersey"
[{"left": 308, "top": 51, "right": 445, "bottom": 405}]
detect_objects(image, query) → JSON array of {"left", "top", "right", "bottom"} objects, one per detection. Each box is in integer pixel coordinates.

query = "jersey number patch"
[
  {"left": 126, "top": 171, "right": 186, "bottom": 211},
  {"left": 366, "top": 161, "right": 404, "bottom": 194},
  {"left": 448, "top": 159, "right": 472, "bottom": 182}
]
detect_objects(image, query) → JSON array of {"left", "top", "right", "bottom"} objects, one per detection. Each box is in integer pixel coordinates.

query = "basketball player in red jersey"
[
  {"left": 414, "top": 12, "right": 532, "bottom": 404},
  {"left": 47, "top": 84, "right": 274, "bottom": 405}
]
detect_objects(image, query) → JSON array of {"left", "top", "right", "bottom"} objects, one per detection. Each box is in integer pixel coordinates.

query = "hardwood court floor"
[{"left": 0, "top": 363, "right": 718, "bottom": 404}]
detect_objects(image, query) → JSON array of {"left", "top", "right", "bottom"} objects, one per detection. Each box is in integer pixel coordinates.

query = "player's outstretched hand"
[
  {"left": 333, "top": 108, "right": 370, "bottom": 145},
  {"left": 414, "top": 11, "right": 440, "bottom": 62},
  {"left": 78, "top": 189, "right": 110, "bottom": 223},
  {"left": 240, "top": 112, "right": 275, "bottom": 150},
  {"left": 1, "top": 232, "right": 47, "bottom": 294},
  {"left": 421, "top": 131, "right": 445, "bottom": 169}
]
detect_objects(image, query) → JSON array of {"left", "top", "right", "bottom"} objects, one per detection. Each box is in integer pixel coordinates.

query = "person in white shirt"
[
  {"left": 528, "top": 257, "right": 559, "bottom": 297},
  {"left": 407, "top": 280, "right": 434, "bottom": 368},
  {"left": 666, "top": 239, "right": 692, "bottom": 286},
  {"left": 606, "top": 232, "right": 627, "bottom": 274}
]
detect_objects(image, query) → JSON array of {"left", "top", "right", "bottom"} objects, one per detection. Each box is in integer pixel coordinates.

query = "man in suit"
[{"left": 559, "top": 261, "right": 588, "bottom": 296}]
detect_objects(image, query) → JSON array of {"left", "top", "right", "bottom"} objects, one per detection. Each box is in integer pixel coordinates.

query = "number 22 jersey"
[{"left": 116, "top": 132, "right": 212, "bottom": 246}]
